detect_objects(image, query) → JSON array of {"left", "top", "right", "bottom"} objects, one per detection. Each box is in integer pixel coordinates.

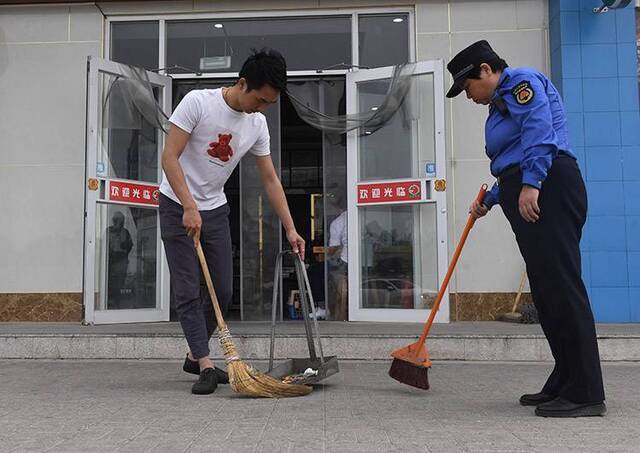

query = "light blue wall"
[{"left": 550, "top": 0, "right": 639, "bottom": 321}]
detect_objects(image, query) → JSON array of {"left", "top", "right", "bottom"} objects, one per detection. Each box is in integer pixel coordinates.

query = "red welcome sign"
[
  {"left": 357, "top": 180, "right": 423, "bottom": 204},
  {"left": 108, "top": 180, "right": 160, "bottom": 206}
]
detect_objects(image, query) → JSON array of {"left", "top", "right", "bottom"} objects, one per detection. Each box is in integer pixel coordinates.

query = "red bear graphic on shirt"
[{"left": 207, "top": 133, "right": 234, "bottom": 162}]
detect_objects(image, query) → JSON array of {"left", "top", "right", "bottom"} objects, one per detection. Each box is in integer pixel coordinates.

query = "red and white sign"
[
  {"left": 108, "top": 180, "right": 160, "bottom": 206},
  {"left": 357, "top": 180, "right": 423, "bottom": 204}
]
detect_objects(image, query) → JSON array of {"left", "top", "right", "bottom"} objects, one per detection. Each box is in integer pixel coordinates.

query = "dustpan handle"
[
  {"left": 294, "top": 257, "right": 318, "bottom": 361},
  {"left": 297, "top": 255, "right": 325, "bottom": 364},
  {"left": 268, "top": 251, "right": 287, "bottom": 372}
]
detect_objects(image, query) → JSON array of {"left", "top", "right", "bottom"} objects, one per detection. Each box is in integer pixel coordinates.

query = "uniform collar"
[{"left": 490, "top": 68, "right": 512, "bottom": 105}]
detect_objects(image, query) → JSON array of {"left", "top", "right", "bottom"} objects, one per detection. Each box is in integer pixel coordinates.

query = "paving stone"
[{"left": 0, "top": 360, "right": 637, "bottom": 452}]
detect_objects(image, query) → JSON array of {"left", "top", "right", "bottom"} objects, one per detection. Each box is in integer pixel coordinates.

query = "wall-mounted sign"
[
  {"left": 425, "top": 162, "right": 436, "bottom": 176},
  {"left": 87, "top": 178, "right": 100, "bottom": 191},
  {"left": 434, "top": 179, "right": 447, "bottom": 192},
  {"left": 107, "top": 180, "right": 160, "bottom": 206},
  {"left": 357, "top": 180, "right": 423, "bottom": 204}
]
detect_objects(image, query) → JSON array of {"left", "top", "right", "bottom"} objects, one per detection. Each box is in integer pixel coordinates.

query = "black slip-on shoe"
[
  {"left": 183, "top": 354, "right": 229, "bottom": 384},
  {"left": 535, "top": 397, "right": 606, "bottom": 417},
  {"left": 519, "top": 392, "right": 556, "bottom": 406},
  {"left": 191, "top": 368, "right": 217, "bottom": 395}
]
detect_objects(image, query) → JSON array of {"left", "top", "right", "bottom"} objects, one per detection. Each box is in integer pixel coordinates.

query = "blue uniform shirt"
[{"left": 482, "top": 67, "right": 575, "bottom": 208}]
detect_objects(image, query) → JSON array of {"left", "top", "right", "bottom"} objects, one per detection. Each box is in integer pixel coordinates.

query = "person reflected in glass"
[
  {"left": 327, "top": 193, "right": 348, "bottom": 320},
  {"left": 107, "top": 211, "right": 133, "bottom": 309}
]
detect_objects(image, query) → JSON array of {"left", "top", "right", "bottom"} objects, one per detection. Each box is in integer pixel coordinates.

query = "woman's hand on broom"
[
  {"left": 469, "top": 200, "right": 489, "bottom": 219},
  {"left": 286, "top": 229, "right": 305, "bottom": 260},
  {"left": 469, "top": 183, "right": 490, "bottom": 220}
]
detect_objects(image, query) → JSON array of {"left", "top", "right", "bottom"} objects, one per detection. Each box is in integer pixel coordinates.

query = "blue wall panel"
[{"left": 551, "top": 1, "right": 639, "bottom": 321}]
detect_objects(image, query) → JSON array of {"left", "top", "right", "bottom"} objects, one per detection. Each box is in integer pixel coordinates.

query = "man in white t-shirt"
[{"left": 159, "top": 49, "right": 305, "bottom": 395}]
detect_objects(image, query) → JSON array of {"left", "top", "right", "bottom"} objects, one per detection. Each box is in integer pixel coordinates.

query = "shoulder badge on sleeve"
[{"left": 511, "top": 81, "right": 534, "bottom": 105}]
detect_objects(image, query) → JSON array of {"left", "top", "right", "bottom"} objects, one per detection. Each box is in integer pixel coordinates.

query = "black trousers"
[
  {"left": 159, "top": 194, "right": 233, "bottom": 360},
  {"left": 499, "top": 156, "right": 605, "bottom": 403}
]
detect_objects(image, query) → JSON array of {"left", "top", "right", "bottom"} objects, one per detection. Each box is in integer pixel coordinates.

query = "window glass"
[
  {"left": 110, "top": 21, "right": 159, "bottom": 71},
  {"left": 166, "top": 17, "right": 351, "bottom": 73},
  {"left": 358, "top": 13, "right": 409, "bottom": 68}
]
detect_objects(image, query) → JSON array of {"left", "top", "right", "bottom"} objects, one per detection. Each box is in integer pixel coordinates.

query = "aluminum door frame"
[
  {"left": 83, "top": 56, "right": 172, "bottom": 324},
  {"left": 346, "top": 60, "right": 448, "bottom": 323}
]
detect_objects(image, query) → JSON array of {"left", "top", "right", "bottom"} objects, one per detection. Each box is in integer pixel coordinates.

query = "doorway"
[{"left": 169, "top": 76, "right": 346, "bottom": 322}]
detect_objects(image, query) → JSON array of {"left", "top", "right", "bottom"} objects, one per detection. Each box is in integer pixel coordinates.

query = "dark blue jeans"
[{"left": 159, "top": 194, "right": 233, "bottom": 359}]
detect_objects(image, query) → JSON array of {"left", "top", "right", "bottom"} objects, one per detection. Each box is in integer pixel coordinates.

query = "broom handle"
[
  {"left": 195, "top": 240, "right": 228, "bottom": 331},
  {"left": 511, "top": 271, "right": 527, "bottom": 314},
  {"left": 416, "top": 184, "right": 487, "bottom": 346}
]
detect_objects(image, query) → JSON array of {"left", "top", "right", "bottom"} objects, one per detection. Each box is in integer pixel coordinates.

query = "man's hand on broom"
[
  {"left": 183, "top": 206, "right": 202, "bottom": 244},
  {"left": 286, "top": 229, "right": 305, "bottom": 260}
]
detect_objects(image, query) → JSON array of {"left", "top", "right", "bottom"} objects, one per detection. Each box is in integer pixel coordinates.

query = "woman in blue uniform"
[{"left": 446, "top": 40, "right": 606, "bottom": 417}]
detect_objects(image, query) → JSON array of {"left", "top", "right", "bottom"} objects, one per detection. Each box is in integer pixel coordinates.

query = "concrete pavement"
[{"left": 1, "top": 360, "right": 638, "bottom": 452}]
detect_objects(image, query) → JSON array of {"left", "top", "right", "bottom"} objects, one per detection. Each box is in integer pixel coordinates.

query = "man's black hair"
[
  {"left": 239, "top": 48, "right": 287, "bottom": 92},
  {"left": 466, "top": 58, "right": 509, "bottom": 79}
]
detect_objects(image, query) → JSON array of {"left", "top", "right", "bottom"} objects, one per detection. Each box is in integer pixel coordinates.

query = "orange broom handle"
[{"left": 416, "top": 184, "right": 488, "bottom": 345}]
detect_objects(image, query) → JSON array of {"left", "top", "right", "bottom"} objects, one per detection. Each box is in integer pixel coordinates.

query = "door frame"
[
  {"left": 345, "top": 60, "right": 449, "bottom": 323},
  {"left": 83, "top": 56, "right": 172, "bottom": 324}
]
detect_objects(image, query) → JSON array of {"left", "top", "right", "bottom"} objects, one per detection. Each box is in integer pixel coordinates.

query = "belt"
[
  {"left": 497, "top": 164, "right": 520, "bottom": 184},
  {"left": 497, "top": 153, "right": 572, "bottom": 184}
]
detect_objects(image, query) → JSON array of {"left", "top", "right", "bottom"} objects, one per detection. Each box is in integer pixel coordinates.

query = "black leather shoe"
[
  {"left": 191, "top": 368, "right": 218, "bottom": 395},
  {"left": 535, "top": 397, "right": 606, "bottom": 417},
  {"left": 519, "top": 392, "right": 556, "bottom": 406},
  {"left": 183, "top": 354, "right": 229, "bottom": 384}
]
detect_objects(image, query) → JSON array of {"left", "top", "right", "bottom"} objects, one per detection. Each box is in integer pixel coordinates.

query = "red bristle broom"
[{"left": 389, "top": 184, "right": 487, "bottom": 389}]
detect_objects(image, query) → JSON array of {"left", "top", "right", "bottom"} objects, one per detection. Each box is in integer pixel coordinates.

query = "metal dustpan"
[{"left": 267, "top": 251, "right": 339, "bottom": 385}]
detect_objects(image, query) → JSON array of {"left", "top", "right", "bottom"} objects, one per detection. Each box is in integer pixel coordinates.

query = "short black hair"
[
  {"left": 466, "top": 58, "right": 509, "bottom": 79},
  {"left": 239, "top": 48, "right": 287, "bottom": 92}
]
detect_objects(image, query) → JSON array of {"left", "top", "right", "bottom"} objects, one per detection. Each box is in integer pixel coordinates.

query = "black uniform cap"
[{"left": 446, "top": 40, "right": 501, "bottom": 98}]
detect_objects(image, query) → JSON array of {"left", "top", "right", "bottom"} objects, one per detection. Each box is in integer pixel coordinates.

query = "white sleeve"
[
  {"left": 249, "top": 117, "right": 271, "bottom": 156},
  {"left": 329, "top": 217, "right": 342, "bottom": 247},
  {"left": 168, "top": 90, "right": 201, "bottom": 134}
]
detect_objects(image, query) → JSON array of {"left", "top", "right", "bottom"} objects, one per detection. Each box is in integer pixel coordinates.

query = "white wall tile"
[
  {"left": 450, "top": 94, "right": 490, "bottom": 161},
  {"left": 450, "top": 0, "right": 518, "bottom": 32},
  {"left": 417, "top": 32, "right": 451, "bottom": 61},
  {"left": 416, "top": 0, "right": 450, "bottom": 34},
  {"left": 0, "top": 5, "right": 68, "bottom": 43},
  {"left": 0, "top": 42, "right": 100, "bottom": 166},
  {"left": 97, "top": 1, "right": 193, "bottom": 15},
  {"left": 516, "top": 0, "right": 548, "bottom": 29},
  {"left": 70, "top": 5, "right": 103, "bottom": 42},
  {"left": 451, "top": 29, "right": 548, "bottom": 73},
  {"left": 0, "top": 165, "right": 84, "bottom": 292},
  {"left": 447, "top": 161, "right": 525, "bottom": 292}
]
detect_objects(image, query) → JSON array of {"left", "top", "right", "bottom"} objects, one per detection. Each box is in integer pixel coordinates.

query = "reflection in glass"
[
  {"left": 110, "top": 21, "right": 159, "bottom": 71},
  {"left": 357, "top": 73, "right": 435, "bottom": 182},
  {"left": 358, "top": 13, "right": 409, "bottom": 68},
  {"left": 166, "top": 17, "right": 351, "bottom": 73},
  {"left": 95, "top": 204, "right": 158, "bottom": 311},
  {"left": 284, "top": 78, "right": 347, "bottom": 321},
  {"left": 241, "top": 98, "right": 281, "bottom": 321},
  {"left": 359, "top": 203, "right": 438, "bottom": 309},
  {"left": 100, "top": 72, "right": 160, "bottom": 183}
]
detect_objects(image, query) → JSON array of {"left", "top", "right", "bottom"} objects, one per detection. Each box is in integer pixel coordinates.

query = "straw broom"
[{"left": 195, "top": 241, "right": 312, "bottom": 398}]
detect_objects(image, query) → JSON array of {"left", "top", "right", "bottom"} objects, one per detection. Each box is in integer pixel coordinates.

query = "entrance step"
[{"left": 1, "top": 322, "right": 639, "bottom": 361}]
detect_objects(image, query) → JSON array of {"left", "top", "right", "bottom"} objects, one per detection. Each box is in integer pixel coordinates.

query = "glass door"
[
  {"left": 346, "top": 61, "right": 448, "bottom": 322},
  {"left": 83, "top": 57, "right": 172, "bottom": 324}
]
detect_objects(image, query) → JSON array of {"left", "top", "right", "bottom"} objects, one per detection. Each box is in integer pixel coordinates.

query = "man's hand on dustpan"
[{"left": 286, "top": 229, "right": 306, "bottom": 260}]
